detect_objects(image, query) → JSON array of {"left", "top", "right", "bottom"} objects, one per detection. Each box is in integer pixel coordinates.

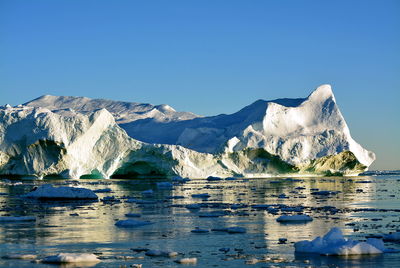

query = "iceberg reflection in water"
[{"left": 0, "top": 174, "right": 399, "bottom": 267}]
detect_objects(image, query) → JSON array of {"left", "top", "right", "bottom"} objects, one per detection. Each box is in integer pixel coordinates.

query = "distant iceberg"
[{"left": 0, "top": 84, "right": 375, "bottom": 179}]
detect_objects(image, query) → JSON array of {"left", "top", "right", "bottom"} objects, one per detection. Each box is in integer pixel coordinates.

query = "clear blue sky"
[{"left": 0, "top": 0, "right": 399, "bottom": 170}]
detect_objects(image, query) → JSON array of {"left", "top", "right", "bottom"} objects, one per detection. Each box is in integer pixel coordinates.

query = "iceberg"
[{"left": 0, "top": 85, "right": 375, "bottom": 179}]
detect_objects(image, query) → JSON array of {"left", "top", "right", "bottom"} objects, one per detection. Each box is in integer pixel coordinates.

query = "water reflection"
[{"left": 0, "top": 176, "right": 399, "bottom": 267}]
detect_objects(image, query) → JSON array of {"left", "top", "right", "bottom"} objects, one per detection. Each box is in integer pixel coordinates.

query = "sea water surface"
[{"left": 0, "top": 174, "right": 400, "bottom": 267}]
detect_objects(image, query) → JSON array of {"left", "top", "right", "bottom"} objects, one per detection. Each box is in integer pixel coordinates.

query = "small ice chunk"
[
  {"left": 276, "top": 215, "right": 313, "bottom": 222},
  {"left": 22, "top": 184, "right": 98, "bottom": 200},
  {"left": 175, "top": 257, "right": 197, "bottom": 264},
  {"left": 0, "top": 216, "right": 36, "bottom": 222},
  {"left": 115, "top": 219, "right": 152, "bottom": 228},
  {"left": 145, "top": 250, "right": 178, "bottom": 257},
  {"left": 42, "top": 253, "right": 100, "bottom": 263},
  {"left": 2, "top": 254, "right": 37, "bottom": 259}
]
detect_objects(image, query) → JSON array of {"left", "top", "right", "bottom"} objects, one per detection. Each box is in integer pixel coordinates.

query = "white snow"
[
  {"left": 294, "top": 227, "right": 388, "bottom": 255},
  {"left": 42, "top": 253, "right": 100, "bottom": 263},
  {"left": 276, "top": 214, "right": 313, "bottom": 222},
  {"left": 0, "top": 216, "right": 36, "bottom": 222},
  {"left": 22, "top": 184, "right": 98, "bottom": 199}
]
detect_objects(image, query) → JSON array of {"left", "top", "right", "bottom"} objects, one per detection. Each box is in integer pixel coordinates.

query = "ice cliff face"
[{"left": 0, "top": 84, "right": 375, "bottom": 179}]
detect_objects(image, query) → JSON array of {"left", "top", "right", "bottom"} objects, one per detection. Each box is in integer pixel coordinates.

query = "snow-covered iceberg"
[{"left": 0, "top": 85, "right": 375, "bottom": 179}]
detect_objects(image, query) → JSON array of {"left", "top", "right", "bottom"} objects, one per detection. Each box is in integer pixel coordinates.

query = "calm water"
[{"left": 0, "top": 175, "right": 400, "bottom": 267}]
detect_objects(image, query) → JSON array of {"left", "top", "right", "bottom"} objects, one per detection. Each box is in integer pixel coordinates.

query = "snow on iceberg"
[
  {"left": 42, "top": 253, "right": 100, "bottom": 263},
  {"left": 22, "top": 184, "right": 98, "bottom": 200},
  {"left": 0, "top": 84, "right": 375, "bottom": 179},
  {"left": 294, "top": 227, "right": 390, "bottom": 255}
]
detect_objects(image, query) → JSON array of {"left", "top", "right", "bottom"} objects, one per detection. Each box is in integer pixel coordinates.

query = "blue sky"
[{"left": 0, "top": 0, "right": 399, "bottom": 170}]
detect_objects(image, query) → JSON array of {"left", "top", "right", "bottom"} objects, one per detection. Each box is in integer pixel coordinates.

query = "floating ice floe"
[
  {"left": 145, "top": 250, "right": 178, "bottom": 257},
  {"left": 0, "top": 216, "right": 36, "bottom": 222},
  {"left": 294, "top": 227, "right": 393, "bottom": 255},
  {"left": 42, "top": 253, "right": 100, "bottom": 263},
  {"left": 174, "top": 257, "right": 197, "bottom": 264},
  {"left": 22, "top": 184, "right": 98, "bottom": 200},
  {"left": 2, "top": 254, "right": 37, "bottom": 259},
  {"left": 276, "top": 214, "right": 313, "bottom": 223},
  {"left": 115, "top": 219, "right": 152, "bottom": 228}
]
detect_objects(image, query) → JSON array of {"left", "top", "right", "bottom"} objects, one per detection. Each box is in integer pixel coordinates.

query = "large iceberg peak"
[{"left": 307, "top": 84, "right": 336, "bottom": 103}]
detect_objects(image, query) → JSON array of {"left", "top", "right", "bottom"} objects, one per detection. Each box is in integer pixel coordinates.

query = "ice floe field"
[{"left": 1, "top": 173, "right": 400, "bottom": 267}]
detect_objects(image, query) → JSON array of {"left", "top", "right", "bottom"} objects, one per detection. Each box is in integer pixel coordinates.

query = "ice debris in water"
[
  {"left": 294, "top": 227, "right": 391, "bottom": 255},
  {"left": 145, "top": 250, "right": 178, "bottom": 258},
  {"left": 0, "top": 216, "right": 36, "bottom": 222},
  {"left": 276, "top": 214, "right": 313, "bottom": 223},
  {"left": 2, "top": 254, "right": 37, "bottom": 259},
  {"left": 22, "top": 184, "right": 98, "bottom": 200},
  {"left": 115, "top": 219, "right": 152, "bottom": 228},
  {"left": 174, "top": 257, "right": 197, "bottom": 264},
  {"left": 42, "top": 253, "right": 100, "bottom": 263}
]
